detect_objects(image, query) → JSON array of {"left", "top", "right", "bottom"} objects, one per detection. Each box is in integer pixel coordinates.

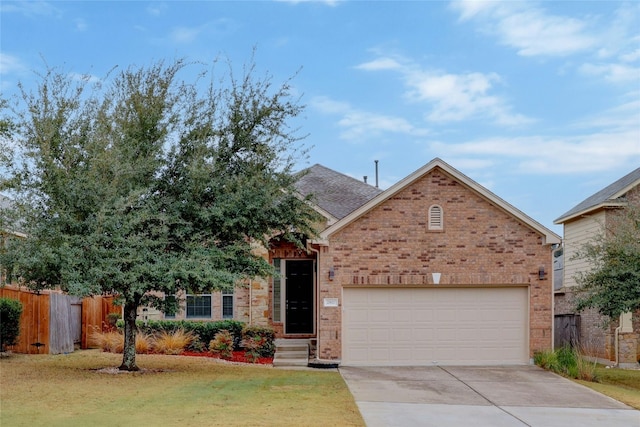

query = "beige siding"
[{"left": 562, "top": 211, "right": 605, "bottom": 288}]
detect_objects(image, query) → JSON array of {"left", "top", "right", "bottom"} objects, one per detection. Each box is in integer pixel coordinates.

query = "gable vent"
[{"left": 429, "top": 205, "right": 443, "bottom": 230}]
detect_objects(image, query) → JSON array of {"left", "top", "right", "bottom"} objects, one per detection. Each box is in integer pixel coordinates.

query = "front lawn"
[
  {"left": 576, "top": 366, "right": 640, "bottom": 410},
  {"left": 0, "top": 350, "right": 364, "bottom": 427}
]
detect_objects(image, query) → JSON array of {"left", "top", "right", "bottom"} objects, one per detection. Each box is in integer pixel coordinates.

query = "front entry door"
[{"left": 285, "top": 260, "right": 314, "bottom": 334}]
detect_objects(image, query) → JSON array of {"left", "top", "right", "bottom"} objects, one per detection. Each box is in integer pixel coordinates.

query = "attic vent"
[{"left": 428, "top": 205, "right": 443, "bottom": 230}]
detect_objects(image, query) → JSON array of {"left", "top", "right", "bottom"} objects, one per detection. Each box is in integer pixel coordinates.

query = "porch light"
[
  {"left": 329, "top": 266, "right": 335, "bottom": 281},
  {"left": 539, "top": 266, "right": 546, "bottom": 280}
]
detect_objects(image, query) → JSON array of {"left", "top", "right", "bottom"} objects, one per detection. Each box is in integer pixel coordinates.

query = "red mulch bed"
[{"left": 181, "top": 350, "right": 273, "bottom": 365}]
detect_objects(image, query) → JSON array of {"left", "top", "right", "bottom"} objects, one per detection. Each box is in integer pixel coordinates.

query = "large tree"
[
  {"left": 0, "top": 59, "right": 319, "bottom": 370},
  {"left": 573, "top": 204, "right": 640, "bottom": 320}
]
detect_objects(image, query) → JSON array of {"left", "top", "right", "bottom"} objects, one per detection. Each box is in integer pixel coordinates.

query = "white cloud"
[
  {"left": 620, "top": 48, "right": 640, "bottom": 63},
  {"left": 275, "top": 0, "right": 342, "bottom": 6},
  {"left": 355, "top": 56, "right": 533, "bottom": 126},
  {"left": 311, "top": 96, "right": 430, "bottom": 141},
  {"left": 430, "top": 129, "right": 640, "bottom": 175},
  {"left": 166, "top": 19, "right": 238, "bottom": 44},
  {"left": 0, "top": 1, "right": 61, "bottom": 18},
  {"left": 75, "top": 18, "right": 88, "bottom": 32},
  {"left": 0, "top": 53, "right": 27, "bottom": 75},
  {"left": 355, "top": 57, "right": 402, "bottom": 71},
  {"left": 169, "top": 26, "right": 203, "bottom": 44},
  {"left": 450, "top": 1, "right": 595, "bottom": 57},
  {"left": 572, "top": 97, "right": 640, "bottom": 132},
  {"left": 579, "top": 62, "right": 640, "bottom": 84},
  {"left": 68, "top": 72, "right": 101, "bottom": 84},
  {"left": 146, "top": 3, "right": 168, "bottom": 17}
]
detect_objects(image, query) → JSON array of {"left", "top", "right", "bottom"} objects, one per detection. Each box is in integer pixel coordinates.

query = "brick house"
[
  {"left": 155, "top": 158, "right": 559, "bottom": 365},
  {"left": 554, "top": 167, "right": 640, "bottom": 366}
]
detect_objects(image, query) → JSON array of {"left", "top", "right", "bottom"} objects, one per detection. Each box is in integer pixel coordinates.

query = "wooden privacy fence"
[
  {"left": 554, "top": 314, "right": 581, "bottom": 349},
  {"left": 0, "top": 285, "right": 119, "bottom": 354}
]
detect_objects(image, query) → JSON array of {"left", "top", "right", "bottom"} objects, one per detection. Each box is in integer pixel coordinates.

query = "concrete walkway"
[{"left": 340, "top": 365, "right": 639, "bottom": 427}]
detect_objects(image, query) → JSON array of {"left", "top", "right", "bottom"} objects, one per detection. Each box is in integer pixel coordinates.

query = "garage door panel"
[{"left": 343, "top": 287, "right": 528, "bottom": 366}]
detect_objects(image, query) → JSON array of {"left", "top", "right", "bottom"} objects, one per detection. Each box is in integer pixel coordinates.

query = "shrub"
[
  {"left": 575, "top": 355, "right": 597, "bottom": 382},
  {"left": 187, "top": 339, "right": 206, "bottom": 353},
  {"left": 209, "top": 330, "right": 234, "bottom": 359},
  {"left": 241, "top": 325, "right": 275, "bottom": 357},
  {"left": 0, "top": 298, "right": 23, "bottom": 351},
  {"left": 90, "top": 330, "right": 124, "bottom": 353},
  {"left": 136, "top": 319, "right": 245, "bottom": 349},
  {"left": 242, "top": 336, "right": 267, "bottom": 363},
  {"left": 533, "top": 350, "right": 558, "bottom": 371},
  {"left": 135, "top": 332, "right": 153, "bottom": 354},
  {"left": 153, "top": 329, "right": 194, "bottom": 355},
  {"left": 534, "top": 346, "right": 597, "bottom": 381},
  {"left": 90, "top": 329, "right": 154, "bottom": 354},
  {"left": 556, "top": 345, "right": 578, "bottom": 376}
]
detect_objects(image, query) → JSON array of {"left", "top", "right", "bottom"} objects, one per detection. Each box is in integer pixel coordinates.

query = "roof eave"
[{"left": 554, "top": 201, "right": 628, "bottom": 225}]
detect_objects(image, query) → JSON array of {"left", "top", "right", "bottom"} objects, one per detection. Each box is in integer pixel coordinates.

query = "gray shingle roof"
[
  {"left": 295, "top": 164, "right": 382, "bottom": 220},
  {"left": 555, "top": 167, "right": 640, "bottom": 223}
]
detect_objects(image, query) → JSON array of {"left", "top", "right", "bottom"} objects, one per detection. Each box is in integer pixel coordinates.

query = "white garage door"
[{"left": 342, "top": 287, "right": 528, "bottom": 366}]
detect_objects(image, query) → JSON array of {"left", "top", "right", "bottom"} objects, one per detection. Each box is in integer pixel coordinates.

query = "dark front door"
[{"left": 285, "top": 260, "right": 314, "bottom": 334}]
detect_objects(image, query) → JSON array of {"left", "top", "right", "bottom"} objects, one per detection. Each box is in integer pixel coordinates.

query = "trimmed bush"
[
  {"left": 0, "top": 298, "right": 23, "bottom": 351},
  {"left": 241, "top": 325, "right": 275, "bottom": 357},
  {"left": 209, "top": 330, "right": 234, "bottom": 359}
]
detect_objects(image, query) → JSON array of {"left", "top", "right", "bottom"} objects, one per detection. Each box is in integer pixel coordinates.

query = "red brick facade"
[{"left": 313, "top": 167, "right": 554, "bottom": 360}]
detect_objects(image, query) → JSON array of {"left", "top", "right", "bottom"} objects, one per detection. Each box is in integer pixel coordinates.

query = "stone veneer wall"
[{"left": 316, "top": 168, "right": 554, "bottom": 360}]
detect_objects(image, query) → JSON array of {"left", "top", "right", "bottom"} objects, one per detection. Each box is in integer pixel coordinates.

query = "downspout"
[
  {"left": 615, "top": 322, "right": 621, "bottom": 367},
  {"left": 248, "top": 279, "right": 252, "bottom": 326},
  {"left": 551, "top": 242, "right": 563, "bottom": 352}
]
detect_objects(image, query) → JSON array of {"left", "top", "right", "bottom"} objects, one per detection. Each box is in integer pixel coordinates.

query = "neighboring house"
[
  {"left": 156, "top": 158, "right": 560, "bottom": 366},
  {"left": 554, "top": 167, "right": 640, "bottom": 366},
  {"left": 0, "top": 194, "right": 26, "bottom": 286}
]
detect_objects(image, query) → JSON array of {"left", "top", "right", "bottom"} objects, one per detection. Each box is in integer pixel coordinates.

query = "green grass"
[
  {"left": 0, "top": 350, "right": 364, "bottom": 427},
  {"left": 576, "top": 366, "right": 640, "bottom": 410}
]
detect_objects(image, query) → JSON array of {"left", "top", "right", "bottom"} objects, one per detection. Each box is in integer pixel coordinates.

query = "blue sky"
[{"left": 1, "top": 1, "right": 639, "bottom": 233}]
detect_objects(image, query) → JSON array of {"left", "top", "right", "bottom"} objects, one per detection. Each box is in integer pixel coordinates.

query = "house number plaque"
[{"left": 323, "top": 298, "right": 339, "bottom": 307}]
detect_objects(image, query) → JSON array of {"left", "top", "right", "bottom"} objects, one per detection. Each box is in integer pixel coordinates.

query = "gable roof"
[
  {"left": 554, "top": 167, "right": 640, "bottom": 224},
  {"left": 319, "top": 158, "right": 561, "bottom": 245},
  {"left": 295, "top": 164, "right": 382, "bottom": 222}
]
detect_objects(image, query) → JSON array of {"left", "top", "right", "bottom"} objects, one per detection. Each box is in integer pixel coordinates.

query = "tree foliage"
[
  {"left": 0, "top": 58, "right": 319, "bottom": 370},
  {"left": 573, "top": 203, "right": 640, "bottom": 319},
  {"left": 0, "top": 297, "right": 23, "bottom": 351}
]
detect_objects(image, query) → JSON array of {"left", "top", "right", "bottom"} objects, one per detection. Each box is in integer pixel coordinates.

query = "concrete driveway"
[{"left": 340, "top": 365, "right": 639, "bottom": 427}]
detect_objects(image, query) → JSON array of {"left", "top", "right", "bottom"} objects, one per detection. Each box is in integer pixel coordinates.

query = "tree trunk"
[{"left": 119, "top": 301, "right": 139, "bottom": 371}]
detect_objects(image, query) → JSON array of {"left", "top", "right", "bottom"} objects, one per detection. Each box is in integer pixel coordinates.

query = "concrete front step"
[{"left": 273, "top": 339, "right": 310, "bottom": 367}]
